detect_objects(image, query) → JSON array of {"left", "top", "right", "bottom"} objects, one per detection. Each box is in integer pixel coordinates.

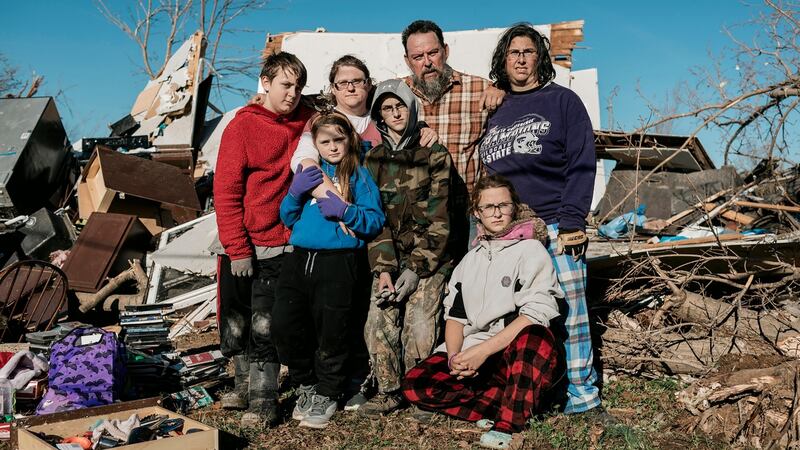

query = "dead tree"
[
  {"left": 94, "top": 0, "right": 266, "bottom": 97},
  {"left": 639, "top": 0, "right": 800, "bottom": 167}
]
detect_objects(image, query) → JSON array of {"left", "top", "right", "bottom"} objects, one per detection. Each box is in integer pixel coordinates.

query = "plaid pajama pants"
[
  {"left": 401, "top": 325, "right": 559, "bottom": 433},
  {"left": 546, "top": 223, "right": 600, "bottom": 413}
]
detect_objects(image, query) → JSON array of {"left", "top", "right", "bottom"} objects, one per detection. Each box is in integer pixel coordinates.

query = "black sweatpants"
[
  {"left": 217, "top": 254, "right": 284, "bottom": 363},
  {"left": 272, "top": 247, "right": 368, "bottom": 399}
]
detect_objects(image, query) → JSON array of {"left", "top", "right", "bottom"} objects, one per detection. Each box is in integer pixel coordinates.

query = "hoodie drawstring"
[{"left": 304, "top": 251, "right": 318, "bottom": 276}]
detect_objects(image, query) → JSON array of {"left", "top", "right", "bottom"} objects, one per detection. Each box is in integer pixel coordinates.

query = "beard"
[{"left": 411, "top": 65, "right": 454, "bottom": 102}]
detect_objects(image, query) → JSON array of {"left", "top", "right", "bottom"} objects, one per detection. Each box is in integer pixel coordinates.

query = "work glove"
[
  {"left": 288, "top": 164, "right": 323, "bottom": 198},
  {"left": 556, "top": 229, "right": 588, "bottom": 262},
  {"left": 372, "top": 289, "right": 397, "bottom": 306},
  {"left": 317, "top": 190, "right": 349, "bottom": 220},
  {"left": 230, "top": 258, "right": 254, "bottom": 277},
  {"left": 393, "top": 269, "right": 420, "bottom": 302}
]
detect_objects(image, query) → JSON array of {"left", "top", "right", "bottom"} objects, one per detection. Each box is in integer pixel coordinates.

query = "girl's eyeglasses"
[{"left": 476, "top": 202, "right": 515, "bottom": 217}]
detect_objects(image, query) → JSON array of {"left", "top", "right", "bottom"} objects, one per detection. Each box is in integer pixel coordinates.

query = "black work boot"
[
  {"left": 221, "top": 355, "right": 249, "bottom": 410},
  {"left": 241, "top": 362, "right": 280, "bottom": 427}
]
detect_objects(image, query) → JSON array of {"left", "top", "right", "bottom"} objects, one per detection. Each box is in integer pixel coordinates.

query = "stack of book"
[
  {"left": 171, "top": 350, "right": 227, "bottom": 386},
  {"left": 119, "top": 304, "right": 172, "bottom": 353},
  {"left": 25, "top": 322, "right": 84, "bottom": 356}
]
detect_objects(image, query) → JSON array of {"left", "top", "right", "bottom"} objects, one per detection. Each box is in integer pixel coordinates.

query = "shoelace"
[{"left": 308, "top": 395, "right": 333, "bottom": 414}]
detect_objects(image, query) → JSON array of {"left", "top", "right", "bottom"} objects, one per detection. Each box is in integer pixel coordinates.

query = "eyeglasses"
[
  {"left": 380, "top": 103, "right": 408, "bottom": 115},
  {"left": 507, "top": 49, "right": 536, "bottom": 60},
  {"left": 333, "top": 79, "right": 367, "bottom": 90},
  {"left": 476, "top": 202, "right": 515, "bottom": 217}
]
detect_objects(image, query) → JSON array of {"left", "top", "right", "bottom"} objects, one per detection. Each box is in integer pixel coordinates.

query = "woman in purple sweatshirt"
[{"left": 478, "top": 23, "right": 611, "bottom": 423}]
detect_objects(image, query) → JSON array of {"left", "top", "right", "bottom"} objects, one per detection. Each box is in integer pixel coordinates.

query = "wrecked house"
[{"left": 0, "top": 17, "right": 798, "bottom": 449}]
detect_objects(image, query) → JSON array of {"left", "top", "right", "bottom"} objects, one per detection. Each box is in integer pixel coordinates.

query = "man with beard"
[
  {"left": 359, "top": 20, "right": 503, "bottom": 420},
  {"left": 402, "top": 20, "right": 500, "bottom": 207}
]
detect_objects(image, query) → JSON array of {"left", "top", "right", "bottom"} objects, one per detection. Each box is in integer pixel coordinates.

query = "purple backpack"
[{"left": 36, "top": 327, "right": 127, "bottom": 415}]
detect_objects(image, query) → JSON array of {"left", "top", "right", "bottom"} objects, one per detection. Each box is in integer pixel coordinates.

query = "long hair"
[
  {"left": 489, "top": 23, "right": 556, "bottom": 91},
  {"left": 310, "top": 112, "right": 361, "bottom": 202},
  {"left": 470, "top": 174, "right": 522, "bottom": 218}
]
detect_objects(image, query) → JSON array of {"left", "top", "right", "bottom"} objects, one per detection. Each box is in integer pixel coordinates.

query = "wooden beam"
[
  {"left": 702, "top": 203, "right": 755, "bottom": 225},
  {"left": 644, "top": 233, "right": 748, "bottom": 249},
  {"left": 733, "top": 200, "right": 800, "bottom": 213}
]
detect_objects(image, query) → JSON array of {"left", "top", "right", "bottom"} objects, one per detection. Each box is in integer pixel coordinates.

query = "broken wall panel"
[
  {"left": 131, "top": 31, "right": 208, "bottom": 152},
  {"left": 150, "top": 213, "right": 217, "bottom": 276},
  {"left": 594, "top": 131, "right": 716, "bottom": 172},
  {"left": 596, "top": 166, "right": 741, "bottom": 220}
]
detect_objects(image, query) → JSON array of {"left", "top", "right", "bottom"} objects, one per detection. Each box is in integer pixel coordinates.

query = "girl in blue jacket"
[{"left": 272, "top": 112, "right": 385, "bottom": 429}]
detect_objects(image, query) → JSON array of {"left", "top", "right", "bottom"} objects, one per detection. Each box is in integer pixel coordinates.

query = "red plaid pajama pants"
[{"left": 401, "top": 325, "right": 560, "bottom": 433}]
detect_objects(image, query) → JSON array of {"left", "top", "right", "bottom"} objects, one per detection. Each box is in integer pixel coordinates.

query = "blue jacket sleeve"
[
  {"left": 279, "top": 193, "right": 305, "bottom": 228},
  {"left": 558, "top": 93, "right": 597, "bottom": 231},
  {"left": 341, "top": 167, "right": 386, "bottom": 239}
]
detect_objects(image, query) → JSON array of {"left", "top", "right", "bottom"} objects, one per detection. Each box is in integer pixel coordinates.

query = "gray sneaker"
[
  {"left": 292, "top": 384, "right": 316, "bottom": 420},
  {"left": 298, "top": 394, "right": 338, "bottom": 429}
]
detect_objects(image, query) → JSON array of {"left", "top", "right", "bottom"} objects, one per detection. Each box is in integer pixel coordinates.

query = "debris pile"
[
  {"left": 589, "top": 132, "right": 800, "bottom": 448},
  {"left": 0, "top": 32, "right": 226, "bottom": 447}
]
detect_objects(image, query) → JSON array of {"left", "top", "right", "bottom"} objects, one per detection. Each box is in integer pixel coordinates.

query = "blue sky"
[{"left": 1, "top": 1, "right": 760, "bottom": 165}]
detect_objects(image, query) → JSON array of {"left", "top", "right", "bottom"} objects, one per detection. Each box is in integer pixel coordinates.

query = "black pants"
[
  {"left": 272, "top": 248, "right": 368, "bottom": 399},
  {"left": 217, "top": 254, "right": 283, "bottom": 363}
]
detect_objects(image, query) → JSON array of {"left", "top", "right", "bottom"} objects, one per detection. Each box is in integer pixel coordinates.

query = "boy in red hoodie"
[{"left": 214, "top": 52, "right": 315, "bottom": 427}]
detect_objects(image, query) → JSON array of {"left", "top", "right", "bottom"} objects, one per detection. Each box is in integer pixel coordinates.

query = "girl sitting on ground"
[
  {"left": 402, "top": 175, "right": 563, "bottom": 449},
  {"left": 272, "top": 112, "right": 385, "bottom": 429}
]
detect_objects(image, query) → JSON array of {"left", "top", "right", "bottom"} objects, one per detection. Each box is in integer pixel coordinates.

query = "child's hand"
[
  {"left": 317, "top": 190, "right": 349, "bottom": 220},
  {"left": 289, "top": 164, "right": 323, "bottom": 198},
  {"left": 377, "top": 272, "right": 395, "bottom": 293},
  {"left": 339, "top": 222, "right": 355, "bottom": 237},
  {"left": 451, "top": 345, "right": 490, "bottom": 378}
]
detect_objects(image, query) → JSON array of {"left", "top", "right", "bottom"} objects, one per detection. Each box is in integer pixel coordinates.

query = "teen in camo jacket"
[{"left": 359, "top": 79, "right": 453, "bottom": 417}]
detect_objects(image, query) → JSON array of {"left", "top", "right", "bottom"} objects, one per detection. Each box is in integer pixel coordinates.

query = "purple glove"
[
  {"left": 317, "top": 190, "right": 349, "bottom": 220},
  {"left": 289, "top": 164, "right": 323, "bottom": 198}
]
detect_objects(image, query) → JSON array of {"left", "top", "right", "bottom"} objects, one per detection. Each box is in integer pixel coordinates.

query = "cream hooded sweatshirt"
[{"left": 435, "top": 237, "right": 563, "bottom": 353}]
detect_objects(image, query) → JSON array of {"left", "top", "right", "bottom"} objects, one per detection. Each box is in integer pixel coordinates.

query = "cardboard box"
[{"left": 13, "top": 398, "right": 218, "bottom": 449}]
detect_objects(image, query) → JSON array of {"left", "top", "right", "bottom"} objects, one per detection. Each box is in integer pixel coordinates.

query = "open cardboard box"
[{"left": 13, "top": 398, "right": 218, "bottom": 449}]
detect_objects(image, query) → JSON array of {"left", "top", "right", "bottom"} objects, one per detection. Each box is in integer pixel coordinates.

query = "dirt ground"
[
  {"left": 191, "top": 371, "right": 727, "bottom": 450},
  {"left": 3, "top": 330, "right": 729, "bottom": 449}
]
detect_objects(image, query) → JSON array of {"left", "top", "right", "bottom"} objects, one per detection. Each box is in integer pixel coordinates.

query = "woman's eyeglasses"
[
  {"left": 333, "top": 79, "right": 367, "bottom": 90},
  {"left": 507, "top": 49, "right": 536, "bottom": 60}
]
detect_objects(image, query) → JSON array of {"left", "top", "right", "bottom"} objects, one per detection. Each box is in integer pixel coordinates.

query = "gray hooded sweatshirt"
[{"left": 370, "top": 79, "right": 421, "bottom": 151}]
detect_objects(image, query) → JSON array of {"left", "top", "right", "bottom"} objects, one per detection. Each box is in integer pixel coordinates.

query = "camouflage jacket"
[{"left": 364, "top": 141, "right": 453, "bottom": 279}]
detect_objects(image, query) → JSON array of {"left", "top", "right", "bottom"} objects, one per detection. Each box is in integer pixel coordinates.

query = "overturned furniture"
[
  {"left": 0, "top": 260, "right": 69, "bottom": 343},
  {"left": 77, "top": 147, "right": 201, "bottom": 235}
]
